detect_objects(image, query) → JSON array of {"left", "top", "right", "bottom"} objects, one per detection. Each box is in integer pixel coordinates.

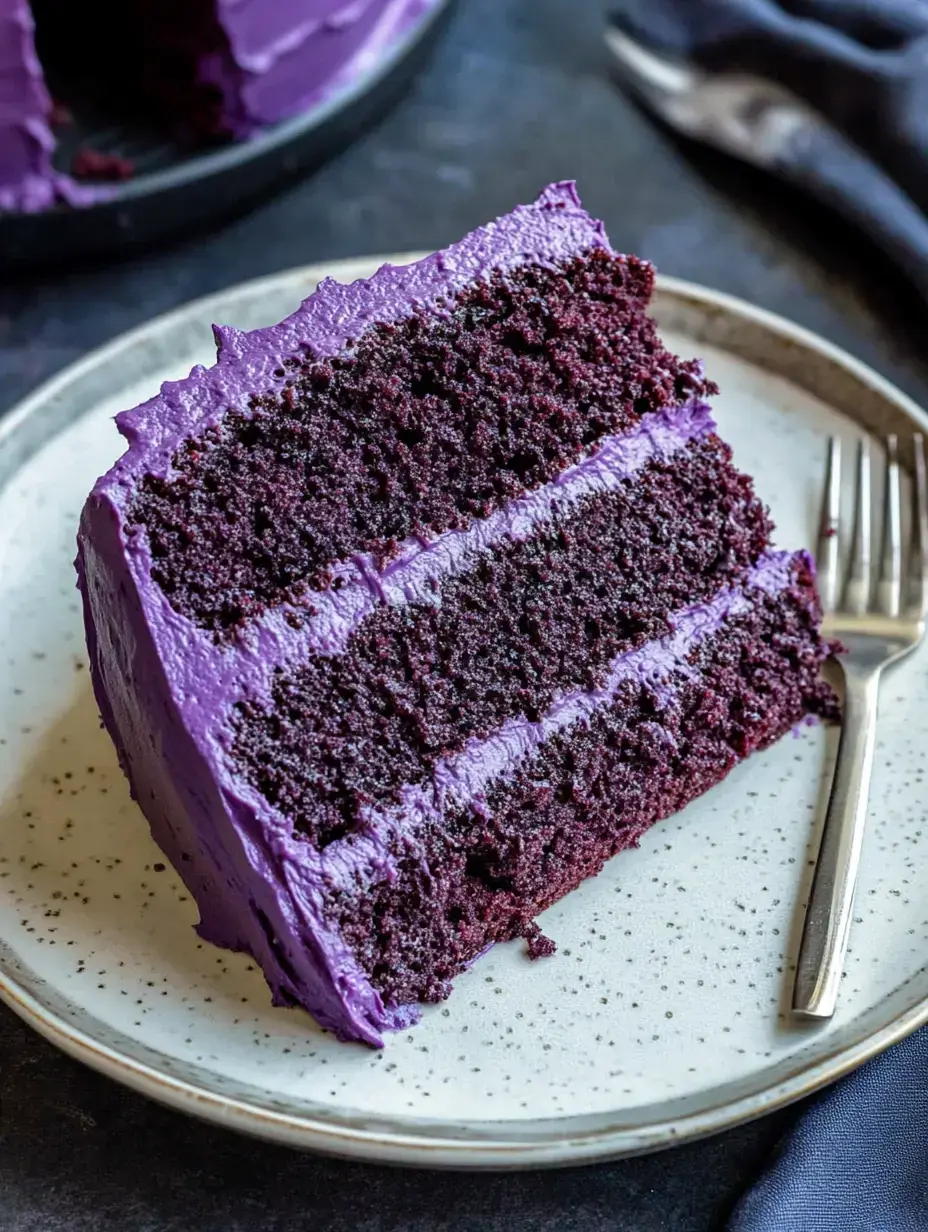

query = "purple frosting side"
[
  {"left": 0, "top": 0, "right": 52, "bottom": 209},
  {"left": 0, "top": 0, "right": 118, "bottom": 212},
  {"left": 0, "top": 0, "right": 83, "bottom": 213}
]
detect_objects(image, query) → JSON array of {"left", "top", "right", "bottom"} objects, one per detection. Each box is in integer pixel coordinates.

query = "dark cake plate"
[
  {"left": 0, "top": 0, "right": 453, "bottom": 273},
  {"left": 1, "top": 260, "right": 927, "bottom": 1165}
]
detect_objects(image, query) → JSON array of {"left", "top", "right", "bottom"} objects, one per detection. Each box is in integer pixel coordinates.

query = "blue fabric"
[
  {"left": 607, "top": 0, "right": 928, "bottom": 299},
  {"left": 609, "top": 0, "right": 928, "bottom": 210},
  {"left": 729, "top": 1025, "right": 928, "bottom": 1232}
]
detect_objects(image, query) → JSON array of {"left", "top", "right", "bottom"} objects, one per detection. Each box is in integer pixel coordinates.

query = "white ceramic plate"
[{"left": 1, "top": 259, "right": 927, "bottom": 1168}]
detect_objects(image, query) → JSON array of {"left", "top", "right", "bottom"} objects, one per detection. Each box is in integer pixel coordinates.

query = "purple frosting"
[
  {"left": 0, "top": 0, "right": 97, "bottom": 212},
  {"left": 0, "top": 0, "right": 52, "bottom": 209},
  {"left": 77, "top": 184, "right": 744, "bottom": 1046},
  {"left": 1, "top": 0, "right": 441, "bottom": 212}
]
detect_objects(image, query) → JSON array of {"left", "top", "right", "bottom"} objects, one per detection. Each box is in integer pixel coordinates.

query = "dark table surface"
[{"left": 2, "top": 1, "right": 927, "bottom": 1228}]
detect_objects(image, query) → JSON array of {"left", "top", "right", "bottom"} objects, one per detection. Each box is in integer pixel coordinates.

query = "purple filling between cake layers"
[{"left": 238, "top": 397, "right": 715, "bottom": 665}]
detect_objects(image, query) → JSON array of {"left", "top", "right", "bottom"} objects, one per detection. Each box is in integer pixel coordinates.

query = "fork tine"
[
  {"left": 907, "top": 433, "right": 928, "bottom": 618},
  {"left": 817, "top": 436, "right": 841, "bottom": 612},
  {"left": 844, "top": 437, "right": 872, "bottom": 615},
  {"left": 877, "top": 434, "right": 902, "bottom": 617}
]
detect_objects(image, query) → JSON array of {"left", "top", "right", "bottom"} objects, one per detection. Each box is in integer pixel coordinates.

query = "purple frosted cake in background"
[
  {"left": 76, "top": 183, "right": 837, "bottom": 1045},
  {"left": 0, "top": 0, "right": 440, "bottom": 212}
]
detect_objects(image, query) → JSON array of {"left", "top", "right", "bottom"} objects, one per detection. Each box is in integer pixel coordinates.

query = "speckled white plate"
[{"left": 2, "top": 259, "right": 928, "bottom": 1168}]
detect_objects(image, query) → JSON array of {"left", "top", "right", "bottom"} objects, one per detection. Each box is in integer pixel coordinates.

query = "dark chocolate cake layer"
[
  {"left": 129, "top": 250, "right": 713, "bottom": 633},
  {"left": 232, "top": 430, "right": 771, "bottom": 848}
]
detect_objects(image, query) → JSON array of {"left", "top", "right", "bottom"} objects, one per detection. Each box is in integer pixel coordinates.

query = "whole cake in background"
[
  {"left": 76, "top": 182, "right": 837, "bottom": 1046},
  {"left": 0, "top": 0, "right": 439, "bottom": 212}
]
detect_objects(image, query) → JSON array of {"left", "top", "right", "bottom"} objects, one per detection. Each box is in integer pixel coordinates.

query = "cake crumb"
[
  {"left": 50, "top": 101, "right": 72, "bottom": 127},
  {"left": 523, "top": 921, "right": 557, "bottom": 960},
  {"left": 71, "top": 149, "right": 135, "bottom": 182}
]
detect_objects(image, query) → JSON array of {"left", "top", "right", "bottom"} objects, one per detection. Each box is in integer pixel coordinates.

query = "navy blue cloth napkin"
[
  {"left": 608, "top": 0, "right": 928, "bottom": 298},
  {"left": 729, "top": 1024, "right": 928, "bottom": 1231}
]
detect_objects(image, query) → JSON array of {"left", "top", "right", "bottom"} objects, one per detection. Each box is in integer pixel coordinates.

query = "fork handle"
[{"left": 792, "top": 664, "right": 881, "bottom": 1019}]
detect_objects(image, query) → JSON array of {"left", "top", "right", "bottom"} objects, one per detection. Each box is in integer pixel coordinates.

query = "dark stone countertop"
[{"left": 1, "top": 1, "right": 927, "bottom": 1228}]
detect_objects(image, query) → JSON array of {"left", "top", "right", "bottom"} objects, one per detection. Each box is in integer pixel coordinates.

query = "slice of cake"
[
  {"left": 76, "top": 183, "right": 836, "bottom": 1045},
  {"left": 1, "top": 0, "right": 440, "bottom": 211}
]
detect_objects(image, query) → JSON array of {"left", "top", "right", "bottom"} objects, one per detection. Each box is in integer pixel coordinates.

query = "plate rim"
[{"left": 1, "top": 259, "right": 927, "bottom": 1168}]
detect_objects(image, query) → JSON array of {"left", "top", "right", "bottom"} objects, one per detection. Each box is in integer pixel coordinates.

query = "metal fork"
[{"left": 793, "top": 434, "right": 928, "bottom": 1018}]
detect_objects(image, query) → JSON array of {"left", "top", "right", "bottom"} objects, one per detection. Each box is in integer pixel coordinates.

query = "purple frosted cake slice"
[{"left": 76, "top": 183, "right": 836, "bottom": 1045}]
